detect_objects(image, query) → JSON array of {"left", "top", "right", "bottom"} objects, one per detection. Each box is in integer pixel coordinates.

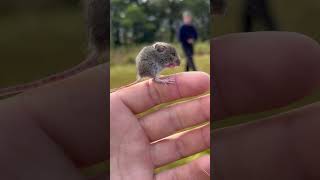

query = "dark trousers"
[
  {"left": 243, "top": 0, "right": 277, "bottom": 32},
  {"left": 182, "top": 44, "right": 197, "bottom": 71}
]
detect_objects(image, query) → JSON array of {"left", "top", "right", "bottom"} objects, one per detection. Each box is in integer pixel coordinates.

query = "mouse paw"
[{"left": 154, "top": 77, "right": 175, "bottom": 85}]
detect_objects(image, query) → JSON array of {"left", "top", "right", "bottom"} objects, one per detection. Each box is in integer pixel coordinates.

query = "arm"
[
  {"left": 179, "top": 26, "right": 184, "bottom": 43},
  {"left": 193, "top": 26, "right": 198, "bottom": 41}
]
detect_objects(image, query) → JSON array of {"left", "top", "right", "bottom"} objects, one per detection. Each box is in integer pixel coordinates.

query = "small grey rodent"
[
  {"left": 111, "top": 42, "right": 181, "bottom": 92},
  {"left": 0, "top": 0, "right": 107, "bottom": 98}
]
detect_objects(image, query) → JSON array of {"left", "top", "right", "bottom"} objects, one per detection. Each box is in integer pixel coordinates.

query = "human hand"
[
  {"left": 212, "top": 31, "right": 320, "bottom": 120},
  {"left": 0, "top": 64, "right": 108, "bottom": 180},
  {"left": 110, "top": 72, "right": 210, "bottom": 180},
  {"left": 212, "top": 32, "right": 320, "bottom": 179},
  {"left": 187, "top": 38, "right": 194, "bottom": 44}
]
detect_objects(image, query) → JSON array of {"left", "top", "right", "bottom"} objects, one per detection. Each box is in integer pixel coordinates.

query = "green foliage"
[
  {"left": 110, "top": 41, "right": 210, "bottom": 66},
  {"left": 0, "top": 0, "right": 80, "bottom": 16},
  {"left": 111, "top": 0, "right": 210, "bottom": 46}
]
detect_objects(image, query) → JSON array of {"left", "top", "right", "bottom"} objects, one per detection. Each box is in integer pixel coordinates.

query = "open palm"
[{"left": 110, "top": 72, "right": 210, "bottom": 180}]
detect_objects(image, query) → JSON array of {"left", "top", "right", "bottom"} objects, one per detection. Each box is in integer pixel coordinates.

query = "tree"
[{"left": 111, "top": 0, "right": 210, "bottom": 45}]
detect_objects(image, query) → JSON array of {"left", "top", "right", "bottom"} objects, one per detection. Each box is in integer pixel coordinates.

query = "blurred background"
[
  {"left": 0, "top": 0, "right": 106, "bottom": 177},
  {"left": 110, "top": 0, "right": 210, "bottom": 89},
  {"left": 0, "top": 0, "right": 86, "bottom": 89},
  {"left": 110, "top": 0, "right": 211, "bottom": 173},
  {"left": 213, "top": 0, "right": 320, "bottom": 42},
  {"left": 212, "top": 0, "right": 320, "bottom": 129},
  {"left": 2, "top": 0, "right": 320, "bottom": 176}
]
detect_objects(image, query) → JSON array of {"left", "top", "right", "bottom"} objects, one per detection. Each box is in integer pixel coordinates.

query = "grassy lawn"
[{"left": 110, "top": 41, "right": 210, "bottom": 88}]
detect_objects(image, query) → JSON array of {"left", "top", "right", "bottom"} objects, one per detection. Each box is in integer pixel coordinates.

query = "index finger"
[{"left": 114, "top": 72, "right": 210, "bottom": 114}]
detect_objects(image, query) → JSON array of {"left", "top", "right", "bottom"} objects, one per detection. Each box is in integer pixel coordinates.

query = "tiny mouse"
[{"left": 111, "top": 42, "right": 181, "bottom": 92}]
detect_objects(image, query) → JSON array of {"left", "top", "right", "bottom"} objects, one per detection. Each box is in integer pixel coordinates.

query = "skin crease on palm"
[
  {"left": 0, "top": 62, "right": 210, "bottom": 180},
  {"left": 110, "top": 72, "right": 211, "bottom": 180},
  {"left": 2, "top": 30, "right": 320, "bottom": 180},
  {"left": 212, "top": 32, "right": 320, "bottom": 179}
]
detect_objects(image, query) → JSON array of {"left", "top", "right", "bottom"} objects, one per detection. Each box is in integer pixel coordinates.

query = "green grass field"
[{"left": 110, "top": 41, "right": 210, "bottom": 88}]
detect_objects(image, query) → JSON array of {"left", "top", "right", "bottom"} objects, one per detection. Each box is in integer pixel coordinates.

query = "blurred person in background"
[
  {"left": 242, "top": 0, "right": 278, "bottom": 32},
  {"left": 179, "top": 11, "right": 198, "bottom": 71}
]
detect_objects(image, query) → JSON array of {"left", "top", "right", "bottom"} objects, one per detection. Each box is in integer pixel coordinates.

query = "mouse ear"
[{"left": 153, "top": 43, "right": 166, "bottom": 52}]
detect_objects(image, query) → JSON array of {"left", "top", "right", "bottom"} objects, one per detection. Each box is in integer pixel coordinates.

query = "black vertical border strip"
[
  {"left": 106, "top": 0, "right": 111, "bottom": 179},
  {"left": 209, "top": 0, "right": 214, "bottom": 179}
]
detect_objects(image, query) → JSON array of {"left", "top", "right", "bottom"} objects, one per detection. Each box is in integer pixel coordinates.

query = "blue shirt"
[{"left": 179, "top": 24, "right": 198, "bottom": 47}]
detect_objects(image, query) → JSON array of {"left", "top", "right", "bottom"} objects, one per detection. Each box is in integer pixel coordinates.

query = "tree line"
[{"left": 111, "top": 0, "right": 210, "bottom": 46}]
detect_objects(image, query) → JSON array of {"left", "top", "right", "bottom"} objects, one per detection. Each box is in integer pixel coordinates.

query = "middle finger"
[{"left": 139, "top": 95, "right": 210, "bottom": 142}]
